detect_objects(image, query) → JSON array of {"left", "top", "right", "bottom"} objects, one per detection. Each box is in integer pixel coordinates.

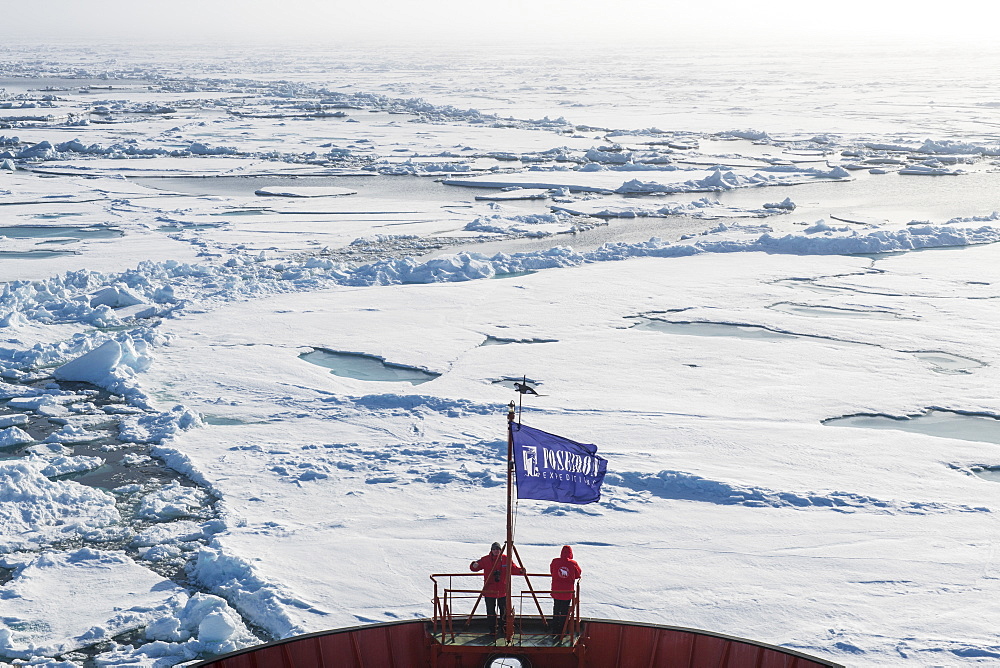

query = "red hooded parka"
[
  {"left": 549, "top": 545, "right": 582, "bottom": 600},
  {"left": 470, "top": 552, "right": 524, "bottom": 598}
]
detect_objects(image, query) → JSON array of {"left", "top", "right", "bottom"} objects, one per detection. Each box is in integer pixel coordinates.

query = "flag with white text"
[{"left": 511, "top": 423, "right": 607, "bottom": 504}]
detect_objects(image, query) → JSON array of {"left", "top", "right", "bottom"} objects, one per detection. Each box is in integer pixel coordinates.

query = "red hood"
[{"left": 561, "top": 545, "right": 573, "bottom": 559}]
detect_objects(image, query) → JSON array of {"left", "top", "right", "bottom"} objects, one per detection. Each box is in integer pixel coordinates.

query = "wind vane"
[
  {"left": 512, "top": 375, "right": 541, "bottom": 422},
  {"left": 513, "top": 381, "right": 538, "bottom": 396}
]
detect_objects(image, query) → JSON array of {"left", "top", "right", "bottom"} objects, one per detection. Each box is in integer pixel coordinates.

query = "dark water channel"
[
  {"left": 824, "top": 410, "right": 1000, "bottom": 482},
  {"left": 715, "top": 170, "right": 1000, "bottom": 226},
  {"left": 824, "top": 410, "right": 1000, "bottom": 445},
  {"left": 299, "top": 347, "right": 440, "bottom": 384},
  {"left": 630, "top": 317, "right": 983, "bottom": 374},
  {"left": 134, "top": 174, "right": 481, "bottom": 205},
  {"left": 630, "top": 318, "right": 798, "bottom": 340},
  {"left": 431, "top": 212, "right": 711, "bottom": 259},
  {"left": 0, "top": 249, "right": 80, "bottom": 258},
  {"left": 0, "top": 225, "right": 123, "bottom": 259},
  {"left": 0, "top": 375, "right": 267, "bottom": 661},
  {"left": 0, "top": 380, "right": 189, "bottom": 492},
  {"left": 0, "top": 225, "right": 123, "bottom": 240}
]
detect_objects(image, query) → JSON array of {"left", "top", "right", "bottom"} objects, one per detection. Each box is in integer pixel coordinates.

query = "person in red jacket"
[
  {"left": 549, "top": 545, "right": 582, "bottom": 634},
  {"left": 470, "top": 541, "right": 524, "bottom": 634}
]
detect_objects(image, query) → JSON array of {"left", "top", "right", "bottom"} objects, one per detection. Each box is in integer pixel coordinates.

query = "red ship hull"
[{"left": 193, "top": 618, "right": 841, "bottom": 668}]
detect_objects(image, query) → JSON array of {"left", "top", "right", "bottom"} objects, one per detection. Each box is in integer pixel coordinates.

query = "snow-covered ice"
[
  {"left": 0, "top": 549, "right": 185, "bottom": 659},
  {"left": 2, "top": 38, "right": 1000, "bottom": 667},
  {"left": 0, "top": 461, "right": 120, "bottom": 551}
]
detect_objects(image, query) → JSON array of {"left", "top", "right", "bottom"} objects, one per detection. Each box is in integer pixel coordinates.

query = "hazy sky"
[{"left": 1, "top": 0, "right": 995, "bottom": 45}]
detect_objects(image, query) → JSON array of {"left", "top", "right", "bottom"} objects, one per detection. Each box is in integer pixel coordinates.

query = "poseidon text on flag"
[{"left": 511, "top": 423, "right": 608, "bottom": 504}]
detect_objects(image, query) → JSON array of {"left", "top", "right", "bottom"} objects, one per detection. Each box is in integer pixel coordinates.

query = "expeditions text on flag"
[{"left": 511, "top": 423, "right": 608, "bottom": 505}]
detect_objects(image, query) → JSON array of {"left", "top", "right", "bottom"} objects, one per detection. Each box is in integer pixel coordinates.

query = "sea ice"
[
  {"left": 53, "top": 337, "right": 154, "bottom": 395},
  {"left": 2, "top": 41, "right": 1000, "bottom": 667},
  {"left": 137, "top": 481, "right": 212, "bottom": 521},
  {"left": 0, "top": 426, "right": 33, "bottom": 447},
  {"left": 0, "top": 461, "right": 119, "bottom": 551},
  {"left": 0, "top": 549, "right": 251, "bottom": 661},
  {"left": 253, "top": 186, "right": 357, "bottom": 197}
]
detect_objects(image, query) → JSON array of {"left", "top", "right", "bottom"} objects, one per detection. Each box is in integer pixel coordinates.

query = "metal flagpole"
[{"left": 505, "top": 400, "right": 516, "bottom": 641}]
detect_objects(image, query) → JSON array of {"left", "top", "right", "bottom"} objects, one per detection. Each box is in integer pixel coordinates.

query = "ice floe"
[
  {"left": 0, "top": 549, "right": 255, "bottom": 662},
  {"left": 54, "top": 337, "right": 155, "bottom": 396},
  {"left": 0, "top": 461, "right": 120, "bottom": 552}
]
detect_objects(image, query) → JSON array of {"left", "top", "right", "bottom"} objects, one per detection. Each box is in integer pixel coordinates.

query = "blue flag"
[{"left": 511, "top": 423, "right": 608, "bottom": 504}]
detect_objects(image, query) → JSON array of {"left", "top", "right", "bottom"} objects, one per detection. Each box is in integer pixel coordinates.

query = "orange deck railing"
[{"left": 430, "top": 572, "right": 581, "bottom": 646}]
